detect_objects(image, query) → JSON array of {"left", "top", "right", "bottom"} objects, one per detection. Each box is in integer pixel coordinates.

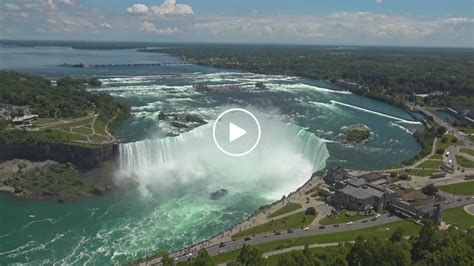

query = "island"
[
  {"left": 0, "top": 71, "right": 130, "bottom": 202},
  {"left": 346, "top": 124, "right": 371, "bottom": 143}
]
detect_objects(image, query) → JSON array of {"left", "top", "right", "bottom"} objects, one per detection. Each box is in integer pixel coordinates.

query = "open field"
[
  {"left": 269, "top": 203, "right": 302, "bottom": 218},
  {"left": 442, "top": 205, "right": 474, "bottom": 228},
  {"left": 214, "top": 221, "right": 420, "bottom": 264},
  {"left": 430, "top": 153, "right": 443, "bottom": 160},
  {"left": 396, "top": 168, "right": 437, "bottom": 177},
  {"left": 435, "top": 134, "right": 457, "bottom": 150},
  {"left": 438, "top": 181, "right": 474, "bottom": 195},
  {"left": 233, "top": 211, "right": 316, "bottom": 238},
  {"left": 455, "top": 155, "right": 474, "bottom": 168},
  {"left": 417, "top": 159, "right": 441, "bottom": 169},
  {"left": 460, "top": 148, "right": 474, "bottom": 157},
  {"left": 319, "top": 210, "right": 374, "bottom": 225}
]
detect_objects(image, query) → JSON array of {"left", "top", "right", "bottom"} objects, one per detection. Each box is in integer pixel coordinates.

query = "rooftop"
[{"left": 339, "top": 182, "right": 385, "bottom": 200}]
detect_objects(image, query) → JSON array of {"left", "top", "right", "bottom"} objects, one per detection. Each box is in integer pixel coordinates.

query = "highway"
[{"left": 144, "top": 195, "right": 474, "bottom": 265}]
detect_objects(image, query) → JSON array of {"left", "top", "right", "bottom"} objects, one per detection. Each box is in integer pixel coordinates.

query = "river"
[{"left": 0, "top": 45, "right": 422, "bottom": 264}]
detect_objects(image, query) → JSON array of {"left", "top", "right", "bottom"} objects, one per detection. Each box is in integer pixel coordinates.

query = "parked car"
[
  {"left": 275, "top": 232, "right": 281, "bottom": 235},
  {"left": 264, "top": 233, "right": 270, "bottom": 237},
  {"left": 319, "top": 226, "right": 325, "bottom": 229},
  {"left": 287, "top": 229, "right": 294, "bottom": 233},
  {"left": 219, "top": 242, "right": 225, "bottom": 248},
  {"left": 347, "top": 221, "right": 354, "bottom": 225},
  {"left": 333, "top": 224, "right": 339, "bottom": 228},
  {"left": 244, "top": 237, "right": 251, "bottom": 241},
  {"left": 371, "top": 217, "right": 377, "bottom": 221},
  {"left": 303, "top": 226, "right": 309, "bottom": 231},
  {"left": 361, "top": 220, "right": 368, "bottom": 223}
]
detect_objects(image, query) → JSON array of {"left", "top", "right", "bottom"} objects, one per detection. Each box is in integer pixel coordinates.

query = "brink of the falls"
[{"left": 117, "top": 111, "right": 330, "bottom": 199}]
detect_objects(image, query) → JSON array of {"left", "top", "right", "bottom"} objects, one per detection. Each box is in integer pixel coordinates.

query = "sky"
[{"left": 1, "top": 0, "right": 473, "bottom": 47}]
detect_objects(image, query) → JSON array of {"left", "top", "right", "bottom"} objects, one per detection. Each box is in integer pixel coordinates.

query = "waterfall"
[
  {"left": 117, "top": 114, "right": 329, "bottom": 198},
  {"left": 119, "top": 123, "right": 329, "bottom": 174}
]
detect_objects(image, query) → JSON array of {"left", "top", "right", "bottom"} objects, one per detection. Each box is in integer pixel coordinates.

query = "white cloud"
[
  {"left": 3, "top": 3, "right": 20, "bottom": 10},
  {"left": 151, "top": 0, "right": 193, "bottom": 16},
  {"left": 47, "top": 19, "right": 57, "bottom": 24},
  {"left": 140, "top": 21, "right": 179, "bottom": 34},
  {"left": 59, "top": 0, "right": 75, "bottom": 5},
  {"left": 101, "top": 22, "right": 112, "bottom": 29},
  {"left": 127, "top": 3, "right": 149, "bottom": 15},
  {"left": 190, "top": 12, "right": 474, "bottom": 47},
  {"left": 127, "top": 1, "right": 194, "bottom": 16},
  {"left": 376, "top": 0, "right": 384, "bottom": 4}
]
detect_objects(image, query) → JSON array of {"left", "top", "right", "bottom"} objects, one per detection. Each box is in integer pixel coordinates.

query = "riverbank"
[{"left": 0, "top": 159, "right": 129, "bottom": 202}]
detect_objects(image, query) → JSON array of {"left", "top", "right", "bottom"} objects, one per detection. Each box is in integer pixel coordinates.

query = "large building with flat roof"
[{"left": 331, "top": 177, "right": 393, "bottom": 211}]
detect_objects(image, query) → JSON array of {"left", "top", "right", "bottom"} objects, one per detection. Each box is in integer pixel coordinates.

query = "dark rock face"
[{"left": 0, "top": 143, "right": 117, "bottom": 172}]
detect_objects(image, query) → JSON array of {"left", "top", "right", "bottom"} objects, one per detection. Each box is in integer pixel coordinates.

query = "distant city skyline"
[{"left": 1, "top": 0, "right": 473, "bottom": 47}]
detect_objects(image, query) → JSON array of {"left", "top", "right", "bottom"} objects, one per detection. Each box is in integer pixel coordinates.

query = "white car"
[
  {"left": 347, "top": 221, "right": 353, "bottom": 225},
  {"left": 375, "top": 214, "right": 381, "bottom": 218},
  {"left": 303, "top": 226, "right": 309, "bottom": 231}
]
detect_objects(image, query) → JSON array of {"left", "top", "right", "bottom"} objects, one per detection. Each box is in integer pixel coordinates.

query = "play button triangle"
[{"left": 229, "top": 122, "right": 247, "bottom": 142}]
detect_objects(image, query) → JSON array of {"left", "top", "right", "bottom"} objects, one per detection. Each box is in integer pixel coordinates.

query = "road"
[
  {"left": 143, "top": 195, "right": 474, "bottom": 265},
  {"left": 410, "top": 106, "right": 473, "bottom": 148}
]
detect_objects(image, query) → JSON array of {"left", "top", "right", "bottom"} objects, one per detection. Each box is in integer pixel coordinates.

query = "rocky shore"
[{"left": 0, "top": 159, "right": 116, "bottom": 202}]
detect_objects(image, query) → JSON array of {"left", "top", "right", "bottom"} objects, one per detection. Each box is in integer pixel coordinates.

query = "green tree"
[
  {"left": 162, "top": 253, "right": 174, "bottom": 266},
  {"left": 390, "top": 227, "right": 405, "bottom": 243},
  {"left": 237, "top": 244, "right": 265, "bottom": 266},
  {"left": 305, "top": 207, "right": 317, "bottom": 216},
  {"left": 422, "top": 184, "right": 438, "bottom": 196}
]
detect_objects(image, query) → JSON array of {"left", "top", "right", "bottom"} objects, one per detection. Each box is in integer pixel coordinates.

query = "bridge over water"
[{"left": 60, "top": 62, "right": 189, "bottom": 68}]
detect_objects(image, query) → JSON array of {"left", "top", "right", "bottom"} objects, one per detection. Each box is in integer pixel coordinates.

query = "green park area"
[
  {"left": 455, "top": 155, "right": 474, "bottom": 168},
  {"left": 438, "top": 181, "right": 474, "bottom": 196},
  {"left": 442, "top": 205, "right": 474, "bottom": 228},
  {"left": 395, "top": 168, "right": 437, "bottom": 177},
  {"left": 319, "top": 210, "right": 374, "bottom": 225},
  {"left": 268, "top": 203, "right": 302, "bottom": 218},
  {"left": 214, "top": 221, "right": 420, "bottom": 264},
  {"left": 435, "top": 134, "right": 457, "bottom": 150},
  {"left": 417, "top": 159, "right": 441, "bottom": 170},
  {"left": 233, "top": 211, "right": 316, "bottom": 238},
  {"left": 460, "top": 148, "right": 474, "bottom": 157}
]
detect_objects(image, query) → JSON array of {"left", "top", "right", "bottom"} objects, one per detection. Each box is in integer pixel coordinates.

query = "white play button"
[
  {"left": 229, "top": 122, "right": 247, "bottom": 142},
  {"left": 212, "top": 108, "right": 261, "bottom": 157}
]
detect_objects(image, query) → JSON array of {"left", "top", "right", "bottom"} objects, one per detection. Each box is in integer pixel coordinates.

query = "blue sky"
[{"left": 1, "top": 0, "right": 473, "bottom": 47}]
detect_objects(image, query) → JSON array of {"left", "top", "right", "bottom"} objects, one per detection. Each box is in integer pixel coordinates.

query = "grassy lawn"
[
  {"left": 398, "top": 168, "right": 436, "bottom": 177},
  {"left": 417, "top": 159, "right": 441, "bottom": 169},
  {"left": 460, "top": 149, "right": 474, "bottom": 157},
  {"left": 72, "top": 126, "right": 93, "bottom": 135},
  {"left": 435, "top": 134, "right": 457, "bottom": 150},
  {"left": 455, "top": 155, "right": 474, "bottom": 168},
  {"left": 214, "top": 221, "right": 420, "bottom": 264},
  {"left": 89, "top": 134, "right": 109, "bottom": 142},
  {"left": 438, "top": 181, "right": 474, "bottom": 195},
  {"left": 33, "top": 117, "right": 60, "bottom": 126},
  {"left": 94, "top": 119, "right": 108, "bottom": 136},
  {"left": 442, "top": 205, "right": 474, "bottom": 228},
  {"left": 48, "top": 117, "right": 94, "bottom": 130},
  {"left": 269, "top": 203, "right": 302, "bottom": 218},
  {"left": 233, "top": 211, "right": 316, "bottom": 238},
  {"left": 319, "top": 210, "right": 374, "bottom": 225},
  {"left": 430, "top": 153, "right": 443, "bottom": 160}
]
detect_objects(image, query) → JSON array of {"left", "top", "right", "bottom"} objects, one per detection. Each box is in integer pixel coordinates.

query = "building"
[
  {"left": 331, "top": 177, "right": 393, "bottom": 211},
  {"left": 359, "top": 172, "right": 386, "bottom": 183},
  {"left": 323, "top": 167, "right": 353, "bottom": 185},
  {"left": 11, "top": 114, "right": 39, "bottom": 128}
]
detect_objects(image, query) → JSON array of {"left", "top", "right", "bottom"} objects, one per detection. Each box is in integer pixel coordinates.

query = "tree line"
[{"left": 168, "top": 221, "right": 473, "bottom": 266}]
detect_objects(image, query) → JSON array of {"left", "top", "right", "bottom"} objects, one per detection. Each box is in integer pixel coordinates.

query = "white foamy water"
[{"left": 118, "top": 110, "right": 329, "bottom": 200}]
